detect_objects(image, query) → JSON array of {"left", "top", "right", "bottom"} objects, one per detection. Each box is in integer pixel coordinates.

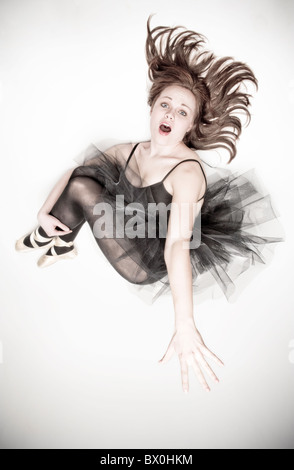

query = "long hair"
[{"left": 146, "top": 17, "right": 258, "bottom": 163}]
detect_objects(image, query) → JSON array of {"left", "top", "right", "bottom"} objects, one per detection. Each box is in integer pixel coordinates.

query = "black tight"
[{"left": 48, "top": 174, "right": 150, "bottom": 284}]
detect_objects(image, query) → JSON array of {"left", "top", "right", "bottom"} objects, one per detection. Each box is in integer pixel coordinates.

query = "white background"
[{"left": 1, "top": 0, "right": 293, "bottom": 449}]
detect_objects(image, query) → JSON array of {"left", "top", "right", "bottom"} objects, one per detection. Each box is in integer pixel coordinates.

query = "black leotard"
[{"left": 121, "top": 142, "right": 207, "bottom": 206}]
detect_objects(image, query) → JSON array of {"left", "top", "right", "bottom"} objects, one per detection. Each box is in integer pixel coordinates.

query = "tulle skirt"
[
  {"left": 71, "top": 146, "right": 285, "bottom": 304},
  {"left": 151, "top": 166, "right": 284, "bottom": 304}
]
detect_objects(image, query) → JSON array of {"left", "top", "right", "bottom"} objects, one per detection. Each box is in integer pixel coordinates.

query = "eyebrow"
[{"left": 161, "top": 96, "right": 192, "bottom": 111}]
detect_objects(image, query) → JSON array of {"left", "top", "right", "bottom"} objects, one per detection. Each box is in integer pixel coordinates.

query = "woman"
[{"left": 15, "top": 18, "right": 283, "bottom": 393}]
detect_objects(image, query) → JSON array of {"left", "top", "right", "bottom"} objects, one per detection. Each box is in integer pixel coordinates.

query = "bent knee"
[{"left": 68, "top": 173, "right": 103, "bottom": 197}]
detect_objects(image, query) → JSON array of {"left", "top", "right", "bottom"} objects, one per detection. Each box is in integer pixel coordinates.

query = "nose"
[{"left": 165, "top": 110, "right": 174, "bottom": 120}]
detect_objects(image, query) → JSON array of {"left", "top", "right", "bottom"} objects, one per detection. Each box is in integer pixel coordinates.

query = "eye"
[
  {"left": 179, "top": 110, "right": 187, "bottom": 117},
  {"left": 161, "top": 102, "right": 168, "bottom": 108}
]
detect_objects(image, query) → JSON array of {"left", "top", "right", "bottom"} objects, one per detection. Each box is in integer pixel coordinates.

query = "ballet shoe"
[
  {"left": 15, "top": 227, "right": 54, "bottom": 252},
  {"left": 37, "top": 238, "right": 77, "bottom": 268}
]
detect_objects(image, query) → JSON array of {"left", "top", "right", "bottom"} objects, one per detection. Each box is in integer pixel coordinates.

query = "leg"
[
  {"left": 46, "top": 175, "right": 151, "bottom": 283},
  {"left": 37, "top": 175, "right": 104, "bottom": 263},
  {"left": 48, "top": 175, "right": 104, "bottom": 250}
]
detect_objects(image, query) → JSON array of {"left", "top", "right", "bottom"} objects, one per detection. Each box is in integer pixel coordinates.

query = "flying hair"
[{"left": 145, "top": 16, "right": 258, "bottom": 163}]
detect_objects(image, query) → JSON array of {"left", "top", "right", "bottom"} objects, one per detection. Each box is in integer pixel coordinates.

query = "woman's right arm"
[{"left": 37, "top": 167, "right": 75, "bottom": 236}]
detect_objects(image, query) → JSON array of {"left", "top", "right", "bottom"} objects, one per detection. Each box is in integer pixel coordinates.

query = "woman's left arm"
[{"left": 162, "top": 163, "right": 224, "bottom": 393}]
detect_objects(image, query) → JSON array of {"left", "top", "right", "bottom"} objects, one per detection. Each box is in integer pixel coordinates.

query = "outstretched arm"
[{"left": 162, "top": 162, "right": 224, "bottom": 392}]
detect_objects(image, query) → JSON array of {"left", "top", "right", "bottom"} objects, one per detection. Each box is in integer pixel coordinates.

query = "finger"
[
  {"left": 196, "top": 354, "right": 219, "bottom": 384},
  {"left": 56, "top": 223, "right": 72, "bottom": 232},
  {"left": 179, "top": 356, "right": 189, "bottom": 393},
  {"left": 50, "top": 229, "right": 72, "bottom": 236},
  {"left": 199, "top": 346, "right": 224, "bottom": 368},
  {"left": 191, "top": 360, "right": 210, "bottom": 392},
  {"left": 56, "top": 230, "right": 73, "bottom": 235},
  {"left": 159, "top": 344, "right": 175, "bottom": 364}
]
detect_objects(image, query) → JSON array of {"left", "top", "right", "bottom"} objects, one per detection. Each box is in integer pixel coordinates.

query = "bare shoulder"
[
  {"left": 180, "top": 146, "right": 202, "bottom": 163},
  {"left": 172, "top": 160, "right": 204, "bottom": 184},
  {"left": 174, "top": 148, "right": 205, "bottom": 179},
  {"left": 168, "top": 148, "right": 206, "bottom": 199}
]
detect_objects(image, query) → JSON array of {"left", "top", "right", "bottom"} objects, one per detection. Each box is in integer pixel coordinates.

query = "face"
[{"left": 150, "top": 85, "right": 197, "bottom": 145}]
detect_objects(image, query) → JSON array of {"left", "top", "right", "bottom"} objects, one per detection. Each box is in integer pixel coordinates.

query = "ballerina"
[{"left": 15, "top": 17, "right": 283, "bottom": 393}]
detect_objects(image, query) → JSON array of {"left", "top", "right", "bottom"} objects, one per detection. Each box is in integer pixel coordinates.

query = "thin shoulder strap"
[
  {"left": 124, "top": 142, "right": 140, "bottom": 170},
  {"left": 162, "top": 159, "right": 207, "bottom": 201}
]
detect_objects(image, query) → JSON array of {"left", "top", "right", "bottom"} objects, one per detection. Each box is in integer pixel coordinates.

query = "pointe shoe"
[
  {"left": 37, "top": 238, "right": 77, "bottom": 268},
  {"left": 15, "top": 227, "right": 54, "bottom": 252}
]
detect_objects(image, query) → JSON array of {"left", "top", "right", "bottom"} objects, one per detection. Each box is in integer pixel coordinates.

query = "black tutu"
[{"left": 71, "top": 144, "right": 285, "bottom": 303}]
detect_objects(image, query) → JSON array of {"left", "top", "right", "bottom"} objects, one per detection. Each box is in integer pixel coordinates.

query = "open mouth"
[{"left": 159, "top": 123, "right": 172, "bottom": 135}]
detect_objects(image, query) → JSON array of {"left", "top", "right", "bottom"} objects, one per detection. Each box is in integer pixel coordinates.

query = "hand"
[
  {"left": 159, "top": 319, "right": 224, "bottom": 393},
  {"left": 37, "top": 212, "right": 72, "bottom": 237}
]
